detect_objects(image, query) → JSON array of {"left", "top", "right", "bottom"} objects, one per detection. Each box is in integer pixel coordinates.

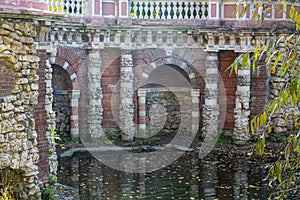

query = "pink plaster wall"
[
  {"left": 102, "top": 2, "right": 115, "bottom": 16},
  {"left": 224, "top": 4, "right": 235, "bottom": 18},
  {"left": 275, "top": 5, "right": 283, "bottom": 18},
  {"left": 94, "top": 0, "right": 101, "bottom": 15},
  {"left": 0, "top": 0, "right": 47, "bottom": 11},
  {"left": 211, "top": 4, "right": 216, "bottom": 17},
  {"left": 121, "top": 2, "right": 127, "bottom": 16}
]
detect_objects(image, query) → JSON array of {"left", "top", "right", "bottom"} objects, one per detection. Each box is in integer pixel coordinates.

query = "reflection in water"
[{"left": 58, "top": 152, "right": 297, "bottom": 200}]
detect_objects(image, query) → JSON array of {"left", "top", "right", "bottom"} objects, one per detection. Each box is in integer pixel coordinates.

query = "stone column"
[
  {"left": 87, "top": 50, "right": 103, "bottom": 138},
  {"left": 233, "top": 68, "right": 251, "bottom": 143},
  {"left": 69, "top": 90, "right": 80, "bottom": 138},
  {"left": 45, "top": 59, "right": 57, "bottom": 177},
  {"left": 138, "top": 88, "right": 147, "bottom": 138},
  {"left": 191, "top": 89, "right": 200, "bottom": 136},
  {"left": 119, "top": 52, "right": 136, "bottom": 141},
  {"left": 202, "top": 52, "right": 220, "bottom": 141}
]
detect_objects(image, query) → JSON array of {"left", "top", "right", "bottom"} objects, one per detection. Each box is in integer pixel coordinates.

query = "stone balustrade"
[
  {"left": 37, "top": 22, "right": 271, "bottom": 52},
  {"left": 129, "top": 1, "right": 209, "bottom": 20},
  {"left": 47, "top": 0, "right": 87, "bottom": 15},
  {"left": 1, "top": 0, "right": 299, "bottom": 23}
]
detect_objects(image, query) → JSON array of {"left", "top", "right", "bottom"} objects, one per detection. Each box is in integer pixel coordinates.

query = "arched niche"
[
  {"left": 52, "top": 64, "right": 73, "bottom": 139},
  {"left": 137, "top": 64, "right": 198, "bottom": 143}
]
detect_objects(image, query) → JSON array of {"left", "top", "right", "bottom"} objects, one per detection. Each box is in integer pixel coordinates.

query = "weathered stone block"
[{"left": 0, "top": 29, "right": 10, "bottom": 35}]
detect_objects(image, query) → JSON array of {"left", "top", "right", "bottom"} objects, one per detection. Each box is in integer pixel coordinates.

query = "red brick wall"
[
  {"left": 34, "top": 49, "right": 49, "bottom": 181},
  {"left": 0, "top": 60, "right": 15, "bottom": 97},
  {"left": 218, "top": 51, "right": 238, "bottom": 131},
  {"left": 250, "top": 61, "right": 268, "bottom": 119},
  {"left": 101, "top": 48, "right": 121, "bottom": 128}
]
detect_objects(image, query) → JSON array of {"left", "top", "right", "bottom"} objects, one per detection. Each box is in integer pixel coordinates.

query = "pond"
[{"left": 57, "top": 150, "right": 298, "bottom": 200}]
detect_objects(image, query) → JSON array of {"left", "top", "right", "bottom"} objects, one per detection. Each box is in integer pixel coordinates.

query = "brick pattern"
[
  {"left": 0, "top": 61, "right": 15, "bottom": 97},
  {"left": 101, "top": 49, "right": 121, "bottom": 128},
  {"left": 250, "top": 63, "right": 268, "bottom": 119},
  {"left": 218, "top": 51, "right": 238, "bottom": 131},
  {"left": 34, "top": 49, "right": 49, "bottom": 181},
  {"left": 51, "top": 46, "right": 85, "bottom": 90}
]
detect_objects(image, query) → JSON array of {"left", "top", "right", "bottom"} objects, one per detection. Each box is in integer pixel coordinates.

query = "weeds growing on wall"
[{"left": 0, "top": 185, "right": 14, "bottom": 200}]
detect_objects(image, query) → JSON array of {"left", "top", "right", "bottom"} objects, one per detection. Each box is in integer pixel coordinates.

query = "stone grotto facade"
[{"left": 0, "top": 0, "right": 299, "bottom": 198}]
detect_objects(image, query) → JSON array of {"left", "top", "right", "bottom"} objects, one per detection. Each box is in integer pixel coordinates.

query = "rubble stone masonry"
[{"left": 0, "top": 17, "right": 41, "bottom": 199}]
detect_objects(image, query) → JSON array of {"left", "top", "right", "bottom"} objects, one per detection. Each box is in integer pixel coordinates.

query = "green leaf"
[
  {"left": 290, "top": 5, "right": 295, "bottom": 22},
  {"left": 283, "top": 2, "right": 288, "bottom": 11},
  {"left": 256, "top": 134, "right": 265, "bottom": 156},
  {"left": 273, "top": 52, "right": 283, "bottom": 72},
  {"left": 275, "top": 161, "right": 282, "bottom": 183}
]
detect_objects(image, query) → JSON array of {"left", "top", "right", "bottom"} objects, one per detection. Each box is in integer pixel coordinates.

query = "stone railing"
[
  {"left": 47, "top": 0, "right": 86, "bottom": 15},
  {"left": 38, "top": 22, "right": 270, "bottom": 52},
  {"left": 39, "top": 0, "right": 300, "bottom": 23},
  {"left": 129, "top": 1, "right": 209, "bottom": 20}
]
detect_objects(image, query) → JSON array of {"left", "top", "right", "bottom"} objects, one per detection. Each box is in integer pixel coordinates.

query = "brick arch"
[
  {"left": 52, "top": 64, "right": 73, "bottom": 90},
  {"left": 50, "top": 56, "right": 79, "bottom": 90},
  {"left": 134, "top": 56, "right": 204, "bottom": 90},
  {"left": 133, "top": 55, "right": 205, "bottom": 130}
]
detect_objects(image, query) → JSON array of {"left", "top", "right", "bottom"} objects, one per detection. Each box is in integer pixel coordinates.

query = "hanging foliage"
[{"left": 231, "top": 1, "right": 299, "bottom": 199}]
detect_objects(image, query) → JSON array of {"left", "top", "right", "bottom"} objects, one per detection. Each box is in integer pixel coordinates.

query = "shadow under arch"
[
  {"left": 52, "top": 64, "right": 73, "bottom": 139},
  {"left": 138, "top": 64, "right": 197, "bottom": 144}
]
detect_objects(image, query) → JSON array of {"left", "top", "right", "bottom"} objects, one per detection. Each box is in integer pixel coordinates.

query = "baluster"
[
  {"left": 204, "top": 2, "right": 208, "bottom": 18},
  {"left": 48, "top": 0, "right": 52, "bottom": 11},
  {"left": 53, "top": 0, "right": 58, "bottom": 12},
  {"left": 136, "top": 2, "right": 141, "bottom": 19},
  {"left": 93, "top": 31, "right": 100, "bottom": 45},
  {"left": 115, "top": 31, "right": 121, "bottom": 45},
  {"left": 170, "top": 2, "right": 174, "bottom": 19},
  {"left": 170, "top": 2, "right": 175, "bottom": 19},
  {"left": 153, "top": 2, "right": 157, "bottom": 19},
  {"left": 181, "top": 2, "right": 186, "bottom": 19},
  {"left": 167, "top": 31, "right": 172, "bottom": 45},
  {"left": 65, "top": 0, "right": 70, "bottom": 14},
  {"left": 52, "top": 0, "right": 55, "bottom": 11},
  {"left": 63, "top": 0, "right": 67, "bottom": 13},
  {"left": 71, "top": 0, "right": 76, "bottom": 14},
  {"left": 50, "top": 28, "right": 56, "bottom": 43},
  {"left": 57, "top": 0, "right": 63, "bottom": 12},
  {"left": 49, "top": 0, "right": 53, "bottom": 11},
  {"left": 147, "top": 31, "right": 152, "bottom": 46},
  {"left": 57, "top": 0, "right": 62, "bottom": 12},
  {"left": 176, "top": 2, "right": 180, "bottom": 19},
  {"left": 147, "top": 2, "right": 151, "bottom": 19},
  {"left": 75, "top": 32, "right": 82, "bottom": 43},
  {"left": 58, "top": 30, "right": 64, "bottom": 42},
  {"left": 187, "top": 2, "right": 191, "bottom": 19},
  {"left": 142, "top": 2, "right": 146, "bottom": 19},
  {"left": 159, "top": 2, "right": 163, "bottom": 19},
  {"left": 77, "top": 0, "right": 82, "bottom": 15},
  {"left": 67, "top": 31, "right": 73, "bottom": 44},
  {"left": 164, "top": 2, "right": 169, "bottom": 19},
  {"left": 125, "top": 31, "right": 131, "bottom": 46},
  {"left": 74, "top": 0, "right": 79, "bottom": 14},
  {"left": 130, "top": 2, "right": 135, "bottom": 18},
  {"left": 193, "top": 2, "right": 197, "bottom": 19},
  {"left": 199, "top": 2, "right": 203, "bottom": 19}
]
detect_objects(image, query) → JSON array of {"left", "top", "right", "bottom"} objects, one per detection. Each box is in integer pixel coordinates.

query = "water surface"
[{"left": 58, "top": 151, "right": 297, "bottom": 199}]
